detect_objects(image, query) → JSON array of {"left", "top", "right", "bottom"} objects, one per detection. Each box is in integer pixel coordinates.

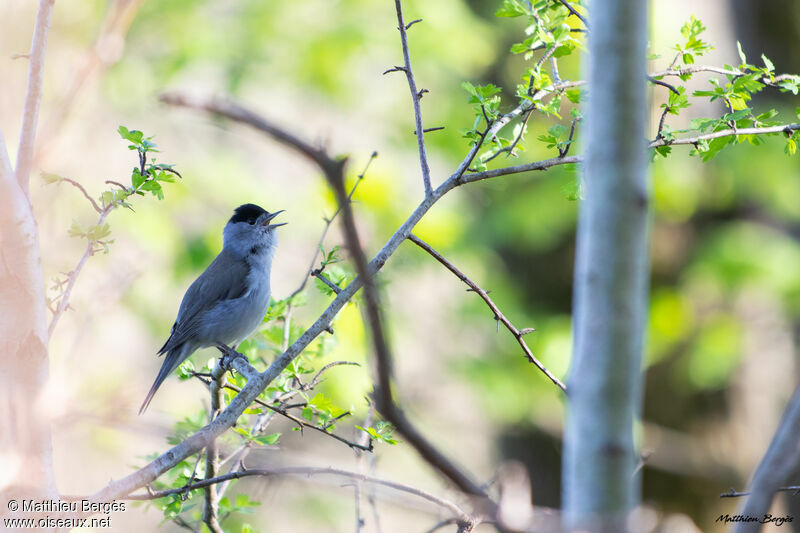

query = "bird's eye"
[{"left": 247, "top": 218, "right": 256, "bottom": 225}]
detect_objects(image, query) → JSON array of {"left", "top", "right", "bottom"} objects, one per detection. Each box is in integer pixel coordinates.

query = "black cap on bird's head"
[{"left": 229, "top": 203, "right": 286, "bottom": 228}]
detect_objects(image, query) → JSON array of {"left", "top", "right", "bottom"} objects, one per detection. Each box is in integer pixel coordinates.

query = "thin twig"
[
  {"left": 324, "top": 130, "right": 490, "bottom": 511},
  {"left": 558, "top": 0, "right": 588, "bottom": 28},
  {"left": 88, "top": 92, "right": 579, "bottom": 508},
  {"left": 407, "top": 234, "right": 566, "bottom": 392},
  {"left": 56, "top": 176, "right": 103, "bottom": 213},
  {"left": 654, "top": 105, "right": 671, "bottom": 141},
  {"left": 288, "top": 152, "right": 377, "bottom": 301},
  {"left": 393, "top": 0, "right": 432, "bottom": 196},
  {"left": 720, "top": 486, "right": 800, "bottom": 498},
  {"left": 559, "top": 116, "right": 580, "bottom": 158},
  {"left": 192, "top": 371, "right": 371, "bottom": 452},
  {"left": 47, "top": 205, "right": 113, "bottom": 339},
  {"left": 647, "top": 75, "right": 680, "bottom": 95},
  {"left": 312, "top": 269, "right": 344, "bottom": 294}
]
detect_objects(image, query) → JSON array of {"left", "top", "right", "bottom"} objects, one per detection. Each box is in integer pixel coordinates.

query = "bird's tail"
[{"left": 139, "top": 344, "right": 190, "bottom": 415}]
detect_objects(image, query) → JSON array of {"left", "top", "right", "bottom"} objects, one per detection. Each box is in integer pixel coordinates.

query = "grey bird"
[{"left": 139, "top": 203, "right": 285, "bottom": 414}]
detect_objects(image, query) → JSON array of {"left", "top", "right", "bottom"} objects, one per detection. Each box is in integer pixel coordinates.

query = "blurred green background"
[{"left": 3, "top": 0, "right": 800, "bottom": 531}]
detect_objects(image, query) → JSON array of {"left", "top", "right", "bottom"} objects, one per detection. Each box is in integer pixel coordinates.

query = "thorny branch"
[
  {"left": 125, "top": 466, "right": 471, "bottom": 522},
  {"left": 558, "top": 0, "right": 588, "bottom": 28},
  {"left": 391, "top": 0, "right": 432, "bottom": 196},
  {"left": 406, "top": 234, "right": 566, "bottom": 393},
  {"left": 91, "top": 82, "right": 800, "bottom": 516},
  {"left": 323, "top": 120, "right": 493, "bottom": 524},
  {"left": 191, "top": 363, "right": 372, "bottom": 453},
  {"left": 47, "top": 202, "right": 113, "bottom": 340},
  {"left": 288, "top": 152, "right": 378, "bottom": 301}
]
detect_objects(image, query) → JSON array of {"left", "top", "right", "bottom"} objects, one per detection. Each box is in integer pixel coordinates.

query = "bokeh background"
[{"left": 3, "top": 0, "right": 800, "bottom": 531}]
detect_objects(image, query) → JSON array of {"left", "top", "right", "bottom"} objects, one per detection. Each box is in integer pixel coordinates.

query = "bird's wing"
[{"left": 158, "top": 249, "right": 250, "bottom": 354}]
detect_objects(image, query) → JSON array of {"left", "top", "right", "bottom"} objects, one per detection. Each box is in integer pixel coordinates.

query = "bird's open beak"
[{"left": 262, "top": 210, "right": 287, "bottom": 228}]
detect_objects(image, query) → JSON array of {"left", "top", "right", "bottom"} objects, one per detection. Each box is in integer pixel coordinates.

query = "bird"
[{"left": 139, "top": 203, "right": 285, "bottom": 414}]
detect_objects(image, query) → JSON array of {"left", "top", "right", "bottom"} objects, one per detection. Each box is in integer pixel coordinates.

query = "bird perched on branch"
[{"left": 139, "top": 203, "right": 285, "bottom": 414}]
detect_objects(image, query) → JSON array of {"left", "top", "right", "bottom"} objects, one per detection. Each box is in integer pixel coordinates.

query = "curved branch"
[
  {"left": 93, "top": 89, "right": 569, "bottom": 505},
  {"left": 732, "top": 386, "right": 800, "bottom": 533},
  {"left": 125, "top": 465, "right": 471, "bottom": 522},
  {"left": 407, "top": 234, "right": 566, "bottom": 392}
]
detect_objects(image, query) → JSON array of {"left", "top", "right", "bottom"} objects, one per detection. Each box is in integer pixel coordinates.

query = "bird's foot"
[{"left": 216, "top": 343, "right": 247, "bottom": 371}]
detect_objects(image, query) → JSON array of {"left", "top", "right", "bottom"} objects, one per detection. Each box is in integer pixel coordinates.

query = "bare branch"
[
  {"left": 289, "top": 152, "right": 377, "bottom": 301},
  {"left": 90, "top": 93, "right": 575, "bottom": 507},
  {"left": 407, "top": 234, "right": 566, "bottom": 392},
  {"left": 192, "top": 369, "right": 371, "bottom": 452},
  {"left": 462, "top": 155, "right": 582, "bottom": 184},
  {"left": 54, "top": 176, "right": 103, "bottom": 213},
  {"left": 654, "top": 105, "right": 671, "bottom": 142},
  {"left": 15, "top": 0, "right": 56, "bottom": 196},
  {"left": 731, "top": 386, "right": 800, "bottom": 533},
  {"left": 323, "top": 133, "right": 490, "bottom": 506},
  {"left": 125, "top": 465, "right": 471, "bottom": 521},
  {"left": 647, "top": 75, "right": 680, "bottom": 95},
  {"left": 203, "top": 363, "right": 226, "bottom": 533},
  {"left": 159, "top": 93, "right": 340, "bottom": 175},
  {"left": 558, "top": 0, "right": 588, "bottom": 28},
  {"left": 559, "top": 116, "right": 580, "bottom": 158},
  {"left": 312, "top": 269, "right": 343, "bottom": 294},
  {"left": 35, "top": 0, "right": 144, "bottom": 164},
  {"left": 47, "top": 205, "right": 113, "bottom": 340},
  {"left": 392, "top": 0, "right": 433, "bottom": 196},
  {"left": 721, "top": 486, "right": 800, "bottom": 499}
]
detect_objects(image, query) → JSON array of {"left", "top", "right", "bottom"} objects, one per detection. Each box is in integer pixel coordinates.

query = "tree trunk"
[
  {"left": 562, "top": 0, "right": 649, "bottom": 531},
  {"left": 0, "top": 182, "right": 56, "bottom": 501},
  {"left": 0, "top": 0, "right": 57, "bottom": 506}
]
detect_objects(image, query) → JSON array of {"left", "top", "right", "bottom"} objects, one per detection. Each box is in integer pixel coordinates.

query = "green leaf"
[
  {"left": 85, "top": 223, "right": 111, "bottom": 241},
  {"left": 118, "top": 125, "right": 144, "bottom": 145},
  {"left": 761, "top": 53, "right": 774, "bottom": 73},
  {"left": 495, "top": 0, "right": 528, "bottom": 17},
  {"left": 176, "top": 360, "right": 195, "bottom": 380},
  {"left": 41, "top": 172, "right": 63, "bottom": 185},
  {"left": 786, "top": 137, "right": 797, "bottom": 156},
  {"left": 736, "top": 41, "right": 747, "bottom": 65},
  {"left": 68, "top": 220, "right": 86, "bottom": 238},
  {"left": 254, "top": 432, "right": 281, "bottom": 446},
  {"left": 131, "top": 168, "right": 146, "bottom": 189}
]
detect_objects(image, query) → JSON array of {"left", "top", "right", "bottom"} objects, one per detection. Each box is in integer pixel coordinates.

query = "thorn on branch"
[
  {"left": 412, "top": 126, "right": 445, "bottom": 135},
  {"left": 417, "top": 88, "right": 429, "bottom": 99},
  {"left": 382, "top": 66, "right": 407, "bottom": 75},
  {"left": 405, "top": 18, "right": 422, "bottom": 30}
]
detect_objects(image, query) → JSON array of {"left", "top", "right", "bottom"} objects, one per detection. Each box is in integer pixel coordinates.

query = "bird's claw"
[{"left": 216, "top": 343, "right": 247, "bottom": 371}]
